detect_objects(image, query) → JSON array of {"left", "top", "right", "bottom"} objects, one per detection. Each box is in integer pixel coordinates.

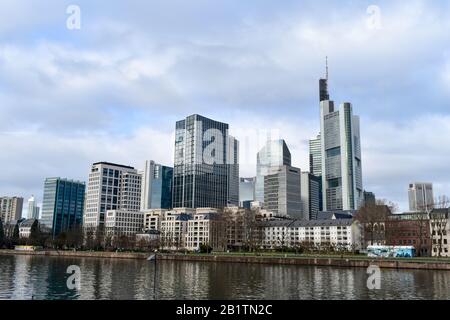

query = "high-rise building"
[
  {"left": 41, "top": 178, "right": 85, "bottom": 237},
  {"left": 319, "top": 66, "right": 363, "bottom": 211},
  {"left": 301, "top": 172, "right": 321, "bottom": 220},
  {"left": 27, "top": 195, "right": 40, "bottom": 219},
  {"left": 408, "top": 183, "right": 434, "bottom": 212},
  {"left": 172, "top": 114, "right": 238, "bottom": 209},
  {"left": 239, "top": 177, "right": 256, "bottom": 207},
  {"left": 140, "top": 160, "right": 173, "bottom": 210},
  {"left": 320, "top": 101, "right": 363, "bottom": 211},
  {"left": 363, "top": 191, "right": 376, "bottom": 206},
  {"left": 264, "top": 165, "right": 302, "bottom": 219},
  {"left": 309, "top": 134, "right": 322, "bottom": 177},
  {"left": 0, "top": 197, "right": 23, "bottom": 223},
  {"left": 255, "top": 139, "right": 292, "bottom": 204},
  {"left": 83, "top": 162, "right": 141, "bottom": 229},
  {"left": 227, "top": 136, "right": 240, "bottom": 207}
]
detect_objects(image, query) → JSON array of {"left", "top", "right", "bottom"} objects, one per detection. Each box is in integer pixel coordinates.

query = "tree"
[
  {"left": 0, "top": 218, "right": 4, "bottom": 247},
  {"left": 355, "top": 201, "right": 392, "bottom": 247},
  {"left": 28, "top": 220, "right": 40, "bottom": 246}
]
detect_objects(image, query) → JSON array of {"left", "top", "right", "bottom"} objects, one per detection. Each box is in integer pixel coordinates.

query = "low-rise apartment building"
[{"left": 105, "top": 210, "right": 144, "bottom": 238}]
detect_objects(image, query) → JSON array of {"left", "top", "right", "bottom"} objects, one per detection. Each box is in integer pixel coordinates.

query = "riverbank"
[{"left": 2, "top": 249, "right": 450, "bottom": 271}]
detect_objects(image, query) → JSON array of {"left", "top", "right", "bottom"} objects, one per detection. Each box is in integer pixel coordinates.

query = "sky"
[{"left": 1, "top": 0, "right": 450, "bottom": 215}]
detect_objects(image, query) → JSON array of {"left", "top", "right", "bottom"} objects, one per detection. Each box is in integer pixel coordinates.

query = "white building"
[
  {"left": 84, "top": 162, "right": 141, "bottom": 230},
  {"left": 430, "top": 209, "right": 450, "bottom": 257},
  {"left": 408, "top": 182, "right": 434, "bottom": 212},
  {"left": 27, "top": 195, "right": 40, "bottom": 219},
  {"left": 18, "top": 219, "right": 39, "bottom": 239},
  {"left": 105, "top": 210, "right": 144, "bottom": 238},
  {"left": 185, "top": 208, "right": 226, "bottom": 251},
  {"left": 261, "top": 219, "right": 362, "bottom": 251},
  {"left": 159, "top": 208, "right": 195, "bottom": 250},
  {"left": 143, "top": 209, "right": 167, "bottom": 231}
]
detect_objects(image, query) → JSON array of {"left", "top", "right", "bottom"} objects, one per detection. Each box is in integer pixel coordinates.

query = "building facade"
[
  {"left": 309, "top": 134, "right": 322, "bottom": 177},
  {"left": 239, "top": 177, "right": 256, "bottom": 208},
  {"left": 227, "top": 136, "right": 240, "bottom": 207},
  {"left": 185, "top": 208, "right": 226, "bottom": 251},
  {"left": 0, "top": 197, "right": 23, "bottom": 223},
  {"left": 105, "top": 210, "right": 144, "bottom": 238},
  {"left": 320, "top": 100, "right": 363, "bottom": 211},
  {"left": 255, "top": 139, "right": 292, "bottom": 204},
  {"left": 301, "top": 172, "right": 321, "bottom": 220},
  {"left": 430, "top": 209, "right": 450, "bottom": 257},
  {"left": 173, "top": 114, "right": 237, "bottom": 209},
  {"left": 264, "top": 165, "right": 302, "bottom": 219},
  {"left": 41, "top": 178, "right": 85, "bottom": 238},
  {"left": 408, "top": 182, "right": 434, "bottom": 212},
  {"left": 27, "top": 195, "right": 40, "bottom": 219},
  {"left": 140, "top": 160, "right": 173, "bottom": 210},
  {"left": 160, "top": 208, "right": 194, "bottom": 250},
  {"left": 83, "top": 162, "right": 140, "bottom": 230}
]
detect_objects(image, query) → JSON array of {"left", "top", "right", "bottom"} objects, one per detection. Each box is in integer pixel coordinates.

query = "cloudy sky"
[{"left": 1, "top": 0, "right": 450, "bottom": 215}]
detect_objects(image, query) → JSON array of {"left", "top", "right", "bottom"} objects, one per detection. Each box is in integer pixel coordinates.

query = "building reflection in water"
[{"left": 1, "top": 255, "right": 450, "bottom": 300}]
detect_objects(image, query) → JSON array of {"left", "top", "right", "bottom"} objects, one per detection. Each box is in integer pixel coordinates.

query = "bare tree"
[{"left": 354, "top": 201, "right": 392, "bottom": 247}]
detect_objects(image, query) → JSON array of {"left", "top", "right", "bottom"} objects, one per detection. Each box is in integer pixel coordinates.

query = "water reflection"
[{"left": 0, "top": 255, "right": 449, "bottom": 300}]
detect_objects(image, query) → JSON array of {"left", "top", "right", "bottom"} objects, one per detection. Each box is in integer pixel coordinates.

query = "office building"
[
  {"left": 255, "top": 139, "right": 292, "bottom": 204},
  {"left": 309, "top": 134, "right": 322, "bottom": 177},
  {"left": 301, "top": 172, "right": 321, "bottom": 220},
  {"left": 105, "top": 210, "right": 144, "bottom": 238},
  {"left": 0, "top": 197, "right": 23, "bottom": 223},
  {"left": 239, "top": 177, "right": 256, "bottom": 207},
  {"left": 363, "top": 191, "right": 376, "bottom": 206},
  {"left": 408, "top": 182, "right": 434, "bottom": 212},
  {"left": 186, "top": 208, "right": 226, "bottom": 252},
  {"left": 160, "top": 208, "right": 195, "bottom": 250},
  {"left": 41, "top": 178, "right": 85, "bottom": 238},
  {"left": 27, "top": 195, "right": 40, "bottom": 219},
  {"left": 173, "top": 114, "right": 237, "bottom": 209},
  {"left": 227, "top": 136, "right": 240, "bottom": 206},
  {"left": 320, "top": 100, "right": 363, "bottom": 211},
  {"left": 264, "top": 165, "right": 302, "bottom": 219},
  {"left": 83, "top": 162, "right": 141, "bottom": 230},
  {"left": 143, "top": 209, "right": 167, "bottom": 232},
  {"left": 140, "top": 160, "right": 173, "bottom": 210}
]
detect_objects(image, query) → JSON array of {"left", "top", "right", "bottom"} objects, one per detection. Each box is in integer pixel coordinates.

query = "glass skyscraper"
[
  {"left": 141, "top": 160, "right": 173, "bottom": 210},
  {"left": 255, "top": 139, "right": 292, "bottom": 204},
  {"left": 41, "top": 178, "right": 85, "bottom": 238},
  {"left": 173, "top": 114, "right": 238, "bottom": 209}
]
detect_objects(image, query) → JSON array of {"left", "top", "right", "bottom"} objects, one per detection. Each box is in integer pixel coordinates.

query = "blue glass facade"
[
  {"left": 41, "top": 178, "right": 85, "bottom": 238},
  {"left": 151, "top": 164, "right": 173, "bottom": 209}
]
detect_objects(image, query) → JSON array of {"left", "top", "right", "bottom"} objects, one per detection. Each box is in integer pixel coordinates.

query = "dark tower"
[{"left": 319, "top": 57, "right": 329, "bottom": 102}]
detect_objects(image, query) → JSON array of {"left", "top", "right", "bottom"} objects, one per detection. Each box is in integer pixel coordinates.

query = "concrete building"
[
  {"left": 41, "top": 178, "right": 85, "bottom": 238},
  {"left": 0, "top": 197, "right": 23, "bottom": 223},
  {"left": 430, "top": 209, "right": 450, "bottom": 257},
  {"left": 301, "top": 172, "right": 321, "bottom": 220},
  {"left": 159, "top": 208, "right": 195, "bottom": 250},
  {"left": 185, "top": 208, "right": 226, "bottom": 252},
  {"left": 143, "top": 209, "right": 167, "bottom": 232},
  {"left": 27, "top": 195, "right": 40, "bottom": 219},
  {"left": 18, "top": 219, "right": 39, "bottom": 239},
  {"left": 83, "top": 162, "right": 141, "bottom": 230},
  {"left": 309, "top": 134, "right": 322, "bottom": 177},
  {"left": 140, "top": 160, "right": 173, "bottom": 210},
  {"left": 264, "top": 165, "right": 302, "bottom": 219},
  {"left": 408, "top": 182, "right": 434, "bottom": 212},
  {"left": 105, "top": 210, "right": 144, "bottom": 238},
  {"left": 173, "top": 114, "right": 238, "bottom": 209}
]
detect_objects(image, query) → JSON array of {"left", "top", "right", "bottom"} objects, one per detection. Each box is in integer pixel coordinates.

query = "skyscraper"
[
  {"left": 255, "top": 139, "right": 292, "bottom": 204},
  {"left": 140, "top": 160, "right": 173, "bottom": 210},
  {"left": 319, "top": 65, "right": 363, "bottom": 211},
  {"left": 309, "top": 134, "right": 322, "bottom": 177},
  {"left": 239, "top": 177, "right": 256, "bottom": 207},
  {"left": 0, "top": 197, "right": 23, "bottom": 223},
  {"left": 227, "top": 136, "right": 240, "bottom": 206},
  {"left": 301, "top": 172, "right": 321, "bottom": 220},
  {"left": 408, "top": 183, "right": 434, "bottom": 212},
  {"left": 83, "top": 162, "right": 141, "bottom": 229},
  {"left": 41, "top": 178, "right": 85, "bottom": 238},
  {"left": 320, "top": 101, "right": 363, "bottom": 211},
  {"left": 173, "top": 114, "right": 238, "bottom": 209},
  {"left": 264, "top": 165, "right": 302, "bottom": 219},
  {"left": 27, "top": 195, "right": 40, "bottom": 219}
]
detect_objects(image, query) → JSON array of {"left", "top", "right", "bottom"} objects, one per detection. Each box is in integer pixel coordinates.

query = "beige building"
[
  {"left": 186, "top": 208, "right": 226, "bottom": 252},
  {"left": 0, "top": 197, "right": 23, "bottom": 223},
  {"left": 430, "top": 209, "right": 450, "bottom": 257}
]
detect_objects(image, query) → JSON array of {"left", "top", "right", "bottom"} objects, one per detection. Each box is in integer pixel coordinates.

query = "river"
[{"left": 0, "top": 254, "right": 449, "bottom": 300}]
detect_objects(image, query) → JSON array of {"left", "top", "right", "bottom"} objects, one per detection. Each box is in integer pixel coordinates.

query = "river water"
[{"left": 0, "top": 254, "right": 449, "bottom": 300}]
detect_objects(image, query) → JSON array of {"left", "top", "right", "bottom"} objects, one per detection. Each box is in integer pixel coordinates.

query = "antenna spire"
[{"left": 325, "top": 56, "right": 328, "bottom": 80}]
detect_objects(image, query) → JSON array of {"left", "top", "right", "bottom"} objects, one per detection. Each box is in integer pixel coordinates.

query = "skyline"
[{"left": 1, "top": 0, "right": 450, "bottom": 213}]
